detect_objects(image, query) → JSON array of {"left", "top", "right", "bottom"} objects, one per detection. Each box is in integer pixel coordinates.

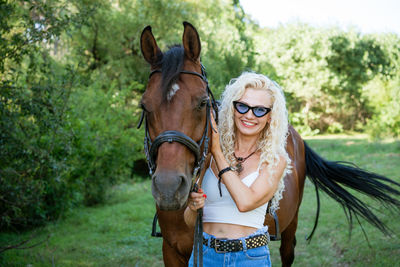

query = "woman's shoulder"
[
  {"left": 277, "top": 154, "right": 287, "bottom": 165},
  {"left": 259, "top": 154, "right": 287, "bottom": 169}
]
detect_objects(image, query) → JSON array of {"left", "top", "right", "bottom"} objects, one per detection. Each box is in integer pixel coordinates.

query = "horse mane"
[{"left": 160, "top": 45, "right": 184, "bottom": 101}]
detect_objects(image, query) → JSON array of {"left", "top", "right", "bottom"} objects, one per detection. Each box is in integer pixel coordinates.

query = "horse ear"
[
  {"left": 182, "top": 21, "right": 201, "bottom": 63},
  {"left": 141, "top": 25, "right": 162, "bottom": 66}
]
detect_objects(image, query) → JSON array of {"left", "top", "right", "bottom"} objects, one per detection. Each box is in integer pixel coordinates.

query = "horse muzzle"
[{"left": 151, "top": 170, "right": 191, "bottom": 211}]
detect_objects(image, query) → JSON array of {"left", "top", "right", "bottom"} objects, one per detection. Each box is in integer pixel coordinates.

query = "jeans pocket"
[
  {"left": 244, "top": 245, "right": 270, "bottom": 260},
  {"left": 202, "top": 244, "right": 210, "bottom": 256},
  {"left": 188, "top": 245, "right": 210, "bottom": 267}
]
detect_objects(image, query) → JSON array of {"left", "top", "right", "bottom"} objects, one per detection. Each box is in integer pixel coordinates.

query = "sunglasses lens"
[
  {"left": 253, "top": 107, "right": 269, "bottom": 117},
  {"left": 234, "top": 102, "right": 249, "bottom": 114}
]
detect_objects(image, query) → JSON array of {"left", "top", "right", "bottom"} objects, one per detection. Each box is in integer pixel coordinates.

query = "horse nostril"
[
  {"left": 177, "top": 175, "right": 189, "bottom": 196},
  {"left": 180, "top": 175, "right": 186, "bottom": 186},
  {"left": 152, "top": 173, "right": 186, "bottom": 195}
]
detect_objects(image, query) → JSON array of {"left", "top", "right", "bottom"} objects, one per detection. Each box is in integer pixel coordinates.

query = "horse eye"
[{"left": 198, "top": 99, "right": 208, "bottom": 110}]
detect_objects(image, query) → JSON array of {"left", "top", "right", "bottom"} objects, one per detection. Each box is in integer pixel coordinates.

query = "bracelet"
[
  {"left": 217, "top": 166, "right": 232, "bottom": 197},
  {"left": 218, "top": 166, "right": 233, "bottom": 179}
]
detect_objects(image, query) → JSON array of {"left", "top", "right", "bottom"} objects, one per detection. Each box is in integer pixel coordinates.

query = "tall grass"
[{"left": 1, "top": 135, "right": 399, "bottom": 266}]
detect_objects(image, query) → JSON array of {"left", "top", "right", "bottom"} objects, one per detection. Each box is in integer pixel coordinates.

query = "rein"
[{"left": 138, "top": 64, "right": 217, "bottom": 267}]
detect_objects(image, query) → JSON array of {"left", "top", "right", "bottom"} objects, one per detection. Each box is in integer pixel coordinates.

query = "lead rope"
[
  {"left": 192, "top": 101, "right": 214, "bottom": 267},
  {"left": 192, "top": 183, "right": 203, "bottom": 267},
  {"left": 140, "top": 65, "right": 216, "bottom": 267}
]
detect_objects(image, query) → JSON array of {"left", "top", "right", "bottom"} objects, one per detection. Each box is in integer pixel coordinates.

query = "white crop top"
[{"left": 202, "top": 165, "right": 269, "bottom": 229}]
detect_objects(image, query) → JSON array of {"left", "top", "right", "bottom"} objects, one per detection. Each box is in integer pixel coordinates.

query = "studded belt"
[{"left": 203, "top": 234, "right": 269, "bottom": 253}]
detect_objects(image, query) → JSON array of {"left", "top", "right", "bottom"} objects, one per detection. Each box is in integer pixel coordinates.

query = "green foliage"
[
  {"left": 0, "top": 0, "right": 146, "bottom": 228},
  {"left": 362, "top": 34, "right": 400, "bottom": 138},
  {"left": 66, "top": 72, "right": 144, "bottom": 205},
  {"left": 0, "top": 51, "right": 76, "bottom": 227},
  {"left": 1, "top": 0, "right": 400, "bottom": 230},
  {"left": 1, "top": 137, "right": 399, "bottom": 266},
  {"left": 253, "top": 23, "right": 398, "bottom": 135},
  {"left": 289, "top": 111, "right": 320, "bottom": 136},
  {"left": 364, "top": 76, "right": 400, "bottom": 138},
  {"left": 0, "top": 180, "right": 163, "bottom": 266},
  {"left": 0, "top": 0, "right": 84, "bottom": 228}
]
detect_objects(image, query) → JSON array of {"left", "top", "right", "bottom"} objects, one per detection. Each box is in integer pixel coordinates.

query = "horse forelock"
[{"left": 161, "top": 45, "right": 184, "bottom": 101}]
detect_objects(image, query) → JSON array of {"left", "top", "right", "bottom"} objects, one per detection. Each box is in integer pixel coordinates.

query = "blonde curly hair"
[{"left": 218, "top": 72, "right": 291, "bottom": 212}]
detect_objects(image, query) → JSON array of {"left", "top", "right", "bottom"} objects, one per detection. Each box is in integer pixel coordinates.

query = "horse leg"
[
  {"left": 279, "top": 212, "right": 299, "bottom": 267},
  {"left": 162, "top": 239, "right": 189, "bottom": 267},
  {"left": 157, "top": 208, "right": 193, "bottom": 267}
]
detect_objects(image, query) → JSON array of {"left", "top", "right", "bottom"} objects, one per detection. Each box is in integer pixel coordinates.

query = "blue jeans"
[{"left": 188, "top": 226, "right": 271, "bottom": 267}]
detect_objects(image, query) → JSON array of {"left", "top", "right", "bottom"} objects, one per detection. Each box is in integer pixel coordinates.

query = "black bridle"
[
  {"left": 137, "top": 65, "right": 217, "bottom": 180},
  {"left": 137, "top": 65, "right": 218, "bottom": 267}
]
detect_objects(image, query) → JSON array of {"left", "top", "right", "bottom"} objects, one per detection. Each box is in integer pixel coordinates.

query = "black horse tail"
[{"left": 304, "top": 141, "right": 400, "bottom": 241}]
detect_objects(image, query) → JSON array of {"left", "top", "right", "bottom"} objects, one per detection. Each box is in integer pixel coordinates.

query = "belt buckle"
[{"left": 214, "top": 238, "right": 228, "bottom": 253}]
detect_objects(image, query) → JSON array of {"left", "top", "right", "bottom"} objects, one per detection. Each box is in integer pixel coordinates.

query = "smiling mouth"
[{"left": 241, "top": 120, "right": 256, "bottom": 127}]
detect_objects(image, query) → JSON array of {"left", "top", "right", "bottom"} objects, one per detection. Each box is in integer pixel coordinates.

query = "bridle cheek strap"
[
  {"left": 138, "top": 65, "right": 216, "bottom": 180},
  {"left": 138, "top": 65, "right": 215, "bottom": 267}
]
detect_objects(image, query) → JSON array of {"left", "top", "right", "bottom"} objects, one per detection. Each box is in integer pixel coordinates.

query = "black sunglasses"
[{"left": 233, "top": 101, "right": 272, "bottom": 118}]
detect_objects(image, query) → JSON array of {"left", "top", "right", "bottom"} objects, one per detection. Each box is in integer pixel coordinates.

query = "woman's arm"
[
  {"left": 184, "top": 190, "right": 206, "bottom": 227},
  {"left": 210, "top": 113, "right": 286, "bottom": 212},
  {"left": 184, "top": 206, "right": 197, "bottom": 228},
  {"left": 213, "top": 151, "right": 286, "bottom": 212}
]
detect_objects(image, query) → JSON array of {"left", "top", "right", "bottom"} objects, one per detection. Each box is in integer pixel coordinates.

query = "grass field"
[{"left": 1, "top": 135, "right": 400, "bottom": 266}]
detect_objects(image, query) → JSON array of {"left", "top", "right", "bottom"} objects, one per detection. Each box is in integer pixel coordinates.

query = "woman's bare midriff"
[{"left": 203, "top": 222, "right": 258, "bottom": 239}]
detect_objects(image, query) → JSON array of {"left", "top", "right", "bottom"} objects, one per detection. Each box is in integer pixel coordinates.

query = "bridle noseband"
[
  {"left": 137, "top": 65, "right": 218, "bottom": 182},
  {"left": 138, "top": 65, "right": 217, "bottom": 267}
]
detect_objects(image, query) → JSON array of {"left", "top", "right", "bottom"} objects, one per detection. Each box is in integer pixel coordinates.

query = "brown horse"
[{"left": 139, "top": 22, "right": 400, "bottom": 267}]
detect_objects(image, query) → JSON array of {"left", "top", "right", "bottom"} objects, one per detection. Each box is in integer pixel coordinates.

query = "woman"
[{"left": 184, "top": 72, "right": 291, "bottom": 266}]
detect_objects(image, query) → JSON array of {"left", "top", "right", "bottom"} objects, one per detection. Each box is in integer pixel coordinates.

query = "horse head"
[{"left": 140, "top": 22, "right": 213, "bottom": 211}]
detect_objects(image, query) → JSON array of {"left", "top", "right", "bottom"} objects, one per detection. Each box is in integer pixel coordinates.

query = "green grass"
[
  {"left": 0, "top": 181, "right": 163, "bottom": 266},
  {"left": 1, "top": 135, "right": 400, "bottom": 266}
]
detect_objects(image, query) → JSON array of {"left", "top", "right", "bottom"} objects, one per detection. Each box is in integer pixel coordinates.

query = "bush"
[
  {"left": 0, "top": 0, "right": 148, "bottom": 228},
  {"left": 0, "top": 52, "right": 77, "bottom": 228},
  {"left": 66, "top": 73, "right": 145, "bottom": 205},
  {"left": 364, "top": 76, "right": 400, "bottom": 138}
]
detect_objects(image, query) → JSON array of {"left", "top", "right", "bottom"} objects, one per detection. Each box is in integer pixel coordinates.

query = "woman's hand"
[
  {"left": 184, "top": 188, "right": 207, "bottom": 227},
  {"left": 210, "top": 112, "right": 222, "bottom": 158},
  {"left": 188, "top": 188, "right": 207, "bottom": 211}
]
